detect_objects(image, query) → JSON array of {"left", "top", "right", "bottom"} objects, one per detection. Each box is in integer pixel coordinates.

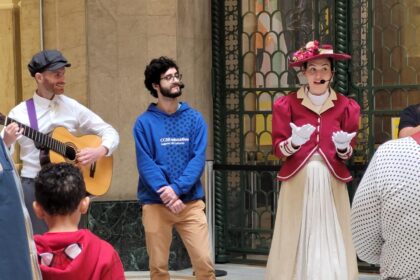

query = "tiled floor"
[{"left": 125, "top": 263, "right": 380, "bottom": 279}]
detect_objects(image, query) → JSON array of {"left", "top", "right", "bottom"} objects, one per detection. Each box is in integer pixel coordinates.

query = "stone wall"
[
  {"left": 86, "top": 0, "right": 212, "bottom": 200},
  {"left": 0, "top": 0, "right": 213, "bottom": 200},
  {"left": 0, "top": 0, "right": 212, "bottom": 270}
]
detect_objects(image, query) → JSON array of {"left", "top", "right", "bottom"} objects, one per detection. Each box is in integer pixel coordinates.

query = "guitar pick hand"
[{"left": 76, "top": 145, "right": 108, "bottom": 166}]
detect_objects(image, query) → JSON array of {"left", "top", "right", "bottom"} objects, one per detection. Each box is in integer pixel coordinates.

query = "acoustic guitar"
[{"left": 0, "top": 113, "right": 112, "bottom": 196}]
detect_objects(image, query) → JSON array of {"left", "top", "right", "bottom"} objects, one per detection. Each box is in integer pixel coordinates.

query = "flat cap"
[{"left": 28, "top": 50, "right": 71, "bottom": 77}]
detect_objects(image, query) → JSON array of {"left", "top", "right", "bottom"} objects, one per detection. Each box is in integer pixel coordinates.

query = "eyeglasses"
[{"left": 160, "top": 73, "right": 182, "bottom": 82}]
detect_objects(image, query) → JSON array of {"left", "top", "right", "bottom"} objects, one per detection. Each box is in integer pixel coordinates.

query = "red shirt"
[
  {"left": 35, "top": 229, "right": 125, "bottom": 280},
  {"left": 272, "top": 88, "right": 360, "bottom": 182}
]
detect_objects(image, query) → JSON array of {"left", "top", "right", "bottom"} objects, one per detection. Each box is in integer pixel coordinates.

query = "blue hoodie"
[{"left": 132, "top": 102, "right": 207, "bottom": 204}]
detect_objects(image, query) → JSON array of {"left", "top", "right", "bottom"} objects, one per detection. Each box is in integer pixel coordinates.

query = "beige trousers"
[
  {"left": 142, "top": 200, "right": 215, "bottom": 280},
  {"left": 265, "top": 161, "right": 359, "bottom": 280}
]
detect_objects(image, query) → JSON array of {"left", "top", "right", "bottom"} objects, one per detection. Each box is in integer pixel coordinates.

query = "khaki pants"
[{"left": 142, "top": 200, "right": 215, "bottom": 280}]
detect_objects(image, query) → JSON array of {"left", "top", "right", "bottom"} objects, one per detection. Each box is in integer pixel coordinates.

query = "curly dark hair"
[
  {"left": 144, "top": 56, "right": 179, "bottom": 98},
  {"left": 35, "top": 163, "right": 87, "bottom": 216}
]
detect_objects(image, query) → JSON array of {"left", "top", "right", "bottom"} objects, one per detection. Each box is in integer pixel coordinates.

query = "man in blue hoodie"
[{"left": 133, "top": 57, "right": 215, "bottom": 280}]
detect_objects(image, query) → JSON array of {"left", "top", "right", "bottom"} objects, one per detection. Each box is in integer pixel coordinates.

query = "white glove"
[
  {"left": 290, "top": 122, "right": 316, "bottom": 146},
  {"left": 332, "top": 131, "right": 357, "bottom": 150}
]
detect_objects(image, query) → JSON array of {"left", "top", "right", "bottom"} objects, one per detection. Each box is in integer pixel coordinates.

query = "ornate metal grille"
[{"left": 212, "top": 0, "right": 420, "bottom": 262}]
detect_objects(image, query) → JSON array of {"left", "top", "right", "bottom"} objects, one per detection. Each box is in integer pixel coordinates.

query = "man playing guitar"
[{"left": 1, "top": 50, "right": 119, "bottom": 234}]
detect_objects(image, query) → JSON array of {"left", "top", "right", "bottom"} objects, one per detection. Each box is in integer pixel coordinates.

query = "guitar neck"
[{"left": 4, "top": 116, "right": 68, "bottom": 157}]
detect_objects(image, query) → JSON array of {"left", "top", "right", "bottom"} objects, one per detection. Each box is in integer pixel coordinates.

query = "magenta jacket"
[{"left": 272, "top": 87, "right": 360, "bottom": 182}]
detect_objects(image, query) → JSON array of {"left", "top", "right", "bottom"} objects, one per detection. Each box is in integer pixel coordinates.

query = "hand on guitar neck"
[{"left": 3, "top": 122, "right": 24, "bottom": 147}]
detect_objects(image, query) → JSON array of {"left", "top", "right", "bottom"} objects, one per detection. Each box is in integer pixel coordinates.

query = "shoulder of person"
[
  {"left": 376, "top": 136, "right": 415, "bottom": 154},
  {"left": 9, "top": 99, "right": 29, "bottom": 113},
  {"left": 180, "top": 102, "right": 204, "bottom": 117},
  {"left": 4, "top": 101, "right": 31, "bottom": 125},
  {"left": 273, "top": 92, "right": 296, "bottom": 108},
  {"left": 56, "top": 94, "right": 80, "bottom": 104},
  {"left": 136, "top": 104, "right": 157, "bottom": 120},
  {"left": 55, "top": 95, "right": 89, "bottom": 111},
  {"left": 278, "top": 92, "right": 296, "bottom": 101},
  {"left": 334, "top": 91, "right": 349, "bottom": 100},
  {"left": 335, "top": 92, "right": 359, "bottom": 106}
]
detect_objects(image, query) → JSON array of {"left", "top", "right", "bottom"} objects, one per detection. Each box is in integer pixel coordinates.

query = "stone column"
[
  {"left": 19, "top": 0, "right": 41, "bottom": 100},
  {"left": 0, "top": 0, "right": 22, "bottom": 113}
]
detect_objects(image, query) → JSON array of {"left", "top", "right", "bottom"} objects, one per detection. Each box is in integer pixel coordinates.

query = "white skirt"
[
  {"left": 294, "top": 158, "right": 348, "bottom": 280},
  {"left": 265, "top": 156, "right": 358, "bottom": 280}
]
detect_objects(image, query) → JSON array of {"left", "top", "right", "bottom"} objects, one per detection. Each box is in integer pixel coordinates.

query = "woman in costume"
[{"left": 265, "top": 40, "right": 360, "bottom": 280}]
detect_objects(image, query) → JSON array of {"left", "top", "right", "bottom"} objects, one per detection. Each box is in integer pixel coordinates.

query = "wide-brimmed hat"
[
  {"left": 289, "top": 40, "right": 351, "bottom": 68},
  {"left": 28, "top": 50, "right": 71, "bottom": 77}
]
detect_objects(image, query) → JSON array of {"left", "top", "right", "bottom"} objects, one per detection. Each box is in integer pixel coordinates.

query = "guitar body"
[{"left": 50, "top": 127, "right": 113, "bottom": 196}]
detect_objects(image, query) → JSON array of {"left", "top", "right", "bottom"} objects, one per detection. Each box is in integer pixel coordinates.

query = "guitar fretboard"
[{"left": 4, "top": 116, "right": 69, "bottom": 157}]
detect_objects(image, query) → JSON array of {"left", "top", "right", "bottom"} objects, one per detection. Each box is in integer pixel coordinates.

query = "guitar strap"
[
  {"left": 25, "top": 98, "right": 38, "bottom": 131},
  {"left": 25, "top": 99, "right": 50, "bottom": 165}
]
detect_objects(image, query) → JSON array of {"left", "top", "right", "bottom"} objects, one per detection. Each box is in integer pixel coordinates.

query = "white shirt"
[
  {"left": 351, "top": 136, "right": 420, "bottom": 280},
  {"left": 307, "top": 89, "right": 329, "bottom": 106},
  {"left": 2, "top": 93, "right": 119, "bottom": 178}
]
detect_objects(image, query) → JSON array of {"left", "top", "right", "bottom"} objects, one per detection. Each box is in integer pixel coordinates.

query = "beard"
[
  {"left": 43, "top": 80, "right": 65, "bottom": 95},
  {"left": 53, "top": 85, "right": 65, "bottom": 94},
  {"left": 160, "top": 84, "right": 183, "bottom": 99}
]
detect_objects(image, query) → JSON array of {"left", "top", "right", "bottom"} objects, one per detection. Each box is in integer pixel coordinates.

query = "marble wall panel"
[
  {"left": 0, "top": 4, "right": 18, "bottom": 114},
  {"left": 148, "top": 0, "right": 176, "bottom": 16},
  {"left": 85, "top": 0, "right": 212, "bottom": 199},
  {"left": 43, "top": 0, "right": 87, "bottom": 105},
  {"left": 87, "top": 0, "right": 151, "bottom": 200},
  {"left": 19, "top": 0, "right": 41, "bottom": 100},
  {"left": 89, "top": 200, "right": 191, "bottom": 270},
  {"left": 1, "top": 0, "right": 213, "bottom": 270},
  {"left": 7, "top": 0, "right": 212, "bottom": 201},
  {"left": 177, "top": 0, "right": 213, "bottom": 159}
]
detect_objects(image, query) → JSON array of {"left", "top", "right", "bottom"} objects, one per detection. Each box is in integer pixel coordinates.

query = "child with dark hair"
[{"left": 33, "top": 163, "right": 125, "bottom": 280}]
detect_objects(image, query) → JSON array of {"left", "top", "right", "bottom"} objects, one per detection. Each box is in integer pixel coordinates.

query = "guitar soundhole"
[{"left": 65, "top": 145, "right": 77, "bottom": 162}]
